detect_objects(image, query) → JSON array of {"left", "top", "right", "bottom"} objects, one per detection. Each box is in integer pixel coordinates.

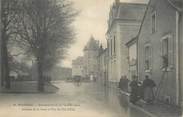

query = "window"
[
  {"left": 114, "top": 36, "right": 116, "bottom": 55},
  {"left": 144, "top": 45, "right": 151, "bottom": 70},
  {"left": 161, "top": 37, "right": 169, "bottom": 68},
  {"left": 151, "top": 11, "right": 156, "bottom": 33},
  {"left": 129, "top": 43, "right": 137, "bottom": 65}
]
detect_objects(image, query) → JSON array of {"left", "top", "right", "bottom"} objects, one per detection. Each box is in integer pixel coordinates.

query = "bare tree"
[
  {"left": 15, "top": 0, "right": 77, "bottom": 91},
  {"left": 1, "top": 0, "right": 19, "bottom": 89}
]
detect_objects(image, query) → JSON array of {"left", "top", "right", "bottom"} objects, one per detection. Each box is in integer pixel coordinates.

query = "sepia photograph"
[{"left": 0, "top": 0, "right": 182, "bottom": 117}]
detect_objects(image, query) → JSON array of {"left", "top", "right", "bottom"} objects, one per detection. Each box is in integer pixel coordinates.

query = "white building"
[
  {"left": 106, "top": 0, "right": 146, "bottom": 85},
  {"left": 72, "top": 56, "right": 84, "bottom": 77},
  {"left": 98, "top": 46, "right": 108, "bottom": 85}
]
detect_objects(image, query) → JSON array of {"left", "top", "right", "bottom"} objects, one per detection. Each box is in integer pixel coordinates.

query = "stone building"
[
  {"left": 106, "top": 0, "right": 146, "bottom": 85},
  {"left": 72, "top": 56, "right": 84, "bottom": 77},
  {"left": 83, "top": 36, "right": 99, "bottom": 80},
  {"left": 137, "top": 0, "right": 182, "bottom": 106},
  {"left": 98, "top": 45, "right": 108, "bottom": 86}
]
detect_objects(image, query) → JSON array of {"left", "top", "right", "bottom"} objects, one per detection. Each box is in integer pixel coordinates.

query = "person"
[
  {"left": 118, "top": 76, "right": 123, "bottom": 90},
  {"left": 142, "top": 75, "right": 156, "bottom": 104},
  {"left": 123, "top": 75, "right": 129, "bottom": 92},
  {"left": 129, "top": 75, "right": 139, "bottom": 104}
]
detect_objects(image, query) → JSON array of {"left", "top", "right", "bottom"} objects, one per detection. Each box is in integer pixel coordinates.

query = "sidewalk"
[
  {"left": 0, "top": 81, "right": 59, "bottom": 93},
  {"left": 119, "top": 90, "right": 182, "bottom": 117}
]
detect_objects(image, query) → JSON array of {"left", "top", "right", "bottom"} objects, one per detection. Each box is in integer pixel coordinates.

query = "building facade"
[
  {"left": 83, "top": 36, "right": 99, "bottom": 79},
  {"left": 106, "top": 0, "right": 146, "bottom": 85},
  {"left": 72, "top": 56, "right": 84, "bottom": 77},
  {"left": 98, "top": 46, "right": 108, "bottom": 86},
  {"left": 138, "top": 0, "right": 182, "bottom": 106}
]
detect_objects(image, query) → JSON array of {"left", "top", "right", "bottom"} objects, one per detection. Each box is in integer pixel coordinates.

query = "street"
[{"left": 0, "top": 81, "right": 152, "bottom": 117}]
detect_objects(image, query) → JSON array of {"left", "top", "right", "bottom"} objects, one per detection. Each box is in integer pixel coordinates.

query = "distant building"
[
  {"left": 50, "top": 67, "right": 72, "bottom": 80},
  {"left": 83, "top": 36, "right": 99, "bottom": 79},
  {"left": 98, "top": 45, "right": 108, "bottom": 85},
  {"left": 137, "top": 0, "right": 182, "bottom": 106},
  {"left": 106, "top": 0, "right": 146, "bottom": 85},
  {"left": 72, "top": 56, "right": 84, "bottom": 77}
]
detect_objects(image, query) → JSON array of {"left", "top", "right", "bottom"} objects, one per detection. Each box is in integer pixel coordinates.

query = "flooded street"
[{"left": 0, "top": 81, "right": 151, "bottom": 117}]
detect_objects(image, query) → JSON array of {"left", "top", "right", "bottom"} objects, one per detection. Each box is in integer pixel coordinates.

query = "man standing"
[{"left": 142, "top": 75, "right": 156, "bottom": 104}]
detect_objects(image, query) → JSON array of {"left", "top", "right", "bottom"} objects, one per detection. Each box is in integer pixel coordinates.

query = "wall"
[
  {"left": 98, "top": 50, "right": 108, "bottom": 85},
  {"left": 180, "top": 11, "right": 183, "bottom": 107},
  {"left": 119, "top": 22, "right": 140, "bottom": 81},
  {"left": 128, "top": 42, "right": 137, "bottom": 81},
  {"left": 108, "top": 21, "right": 141, "bottom": 83}
]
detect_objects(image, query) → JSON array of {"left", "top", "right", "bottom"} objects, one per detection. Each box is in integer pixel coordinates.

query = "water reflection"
[
  {"left": 98, "top": 83, "right": 151, "bottom": 117},
  {"left": 0, "top": 81, "right": 151, "bottom": 117},
  {"left": 118, "top": 93, "right": 129, "bottom": 112}
]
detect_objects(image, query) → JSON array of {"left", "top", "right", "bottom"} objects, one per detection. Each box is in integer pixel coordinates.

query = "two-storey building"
[{"left": 138, "top": 0, "right": 182, "bottom": 106}]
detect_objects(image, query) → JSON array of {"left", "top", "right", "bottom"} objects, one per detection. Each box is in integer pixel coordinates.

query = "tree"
[
  {"left": 1, "top": 0, "right": 19, "bottom": 89},
  {"left": 15, "top": 0, "right": 77, "bottom": 91}
]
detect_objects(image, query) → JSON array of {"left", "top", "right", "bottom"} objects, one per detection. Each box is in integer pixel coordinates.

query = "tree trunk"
[
  {"left": 4, "top": 43, "right": 10, "bottom": 89},
  {"left": 1, "top": 31, "right": 10, "bottom": 89},
  {"left": 37, "top": 57, "right": 44, "bottom": 92}
]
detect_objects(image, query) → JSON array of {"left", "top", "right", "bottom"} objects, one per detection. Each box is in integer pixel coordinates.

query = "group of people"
[{"left": 119, "top": 75, "right": 156, "bottom": 104}]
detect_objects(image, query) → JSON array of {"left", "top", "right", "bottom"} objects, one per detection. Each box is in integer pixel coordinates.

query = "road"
[{"left": 0, "top": 81, "right": 151, "bottom": 117}]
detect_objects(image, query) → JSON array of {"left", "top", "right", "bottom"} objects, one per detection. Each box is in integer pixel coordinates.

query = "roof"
[
  {"left": 72, "top": 56, "right": 84, "bottom": 65},
  {"left": 117, "top": 3, "right": 147, "bottom": 21},
  {"left": 107, "top": 2, "right": 147, "bottom": 34},
  {"left": 84, "top": 36, "right": 99, "bottom": 51}
]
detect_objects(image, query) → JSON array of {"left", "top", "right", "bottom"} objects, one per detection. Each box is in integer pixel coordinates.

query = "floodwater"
[{"left": 0, "top": 81, "right": 151, "bottom": 117}]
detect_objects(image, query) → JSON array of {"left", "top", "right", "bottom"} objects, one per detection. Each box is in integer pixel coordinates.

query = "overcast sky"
[{"left": 60, "top": 0, "right": 148, "bottom": 68}]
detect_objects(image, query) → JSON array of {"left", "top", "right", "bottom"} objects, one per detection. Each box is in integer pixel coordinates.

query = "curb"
[
  {"left": 119, "top": 89, "right": 158, "bottom": 117},
  {"left": 129, "top": 103, "right": 158, "bottom": 117}
]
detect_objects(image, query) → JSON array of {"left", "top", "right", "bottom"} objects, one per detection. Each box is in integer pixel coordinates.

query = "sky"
[{"left": 61, "top": 0, "right": 148, "bottom": 68}]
